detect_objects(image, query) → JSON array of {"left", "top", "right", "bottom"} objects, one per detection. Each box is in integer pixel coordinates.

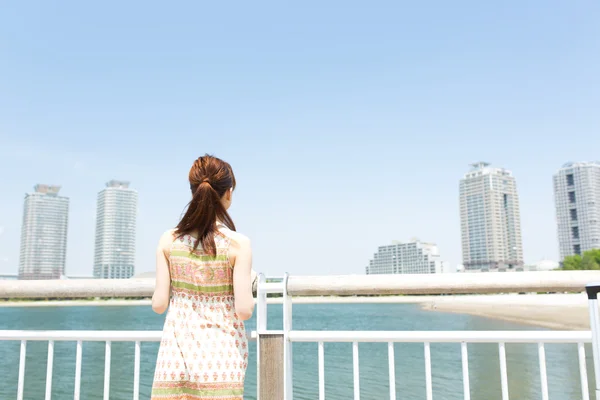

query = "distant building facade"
[
  {"left": 526, "top": 259, "right": 560, "bottom": 272},
  {"left": 459, "top": 162, "right": 524, "bottom": 271},
  {"left": 93, "top": 180, "right": 138, "bottom": 279},
  {"left": 366, "top": 239, "right": 447, "bottom": 275},
  {"left": 554, "top": 162, "right": 600, "bottom": 260},
  {"left": 19, "top": 185, "right": 69, "bottom": 280}
]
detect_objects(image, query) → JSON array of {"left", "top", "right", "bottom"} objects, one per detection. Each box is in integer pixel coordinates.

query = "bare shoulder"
[
  {"left": 221, "top": 229, "right": 251, "bottom": 250},
  {"left": 157, "top": 229, "right": 176, "bottom": 253}
]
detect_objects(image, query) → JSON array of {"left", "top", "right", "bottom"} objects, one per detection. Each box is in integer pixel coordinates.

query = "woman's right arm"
[{"left": 231, "top": 235, "right": 254, "bottom": 321}]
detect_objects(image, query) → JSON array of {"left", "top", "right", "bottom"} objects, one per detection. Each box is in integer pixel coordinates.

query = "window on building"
[
  {"left": 570, "top": 209, "right": 578, "bottom": 221},
  {"left": 574, "top": 244, "right": 581, "bottom": 255},
  {"left": 567, "top": 174, "right": 574, "bottom": 186},
  {"left": 568, "top": 191, "right": 576, "bottom": 203},
  {"left": 572, "top": 226, "right": 580, "bottom": 240}
]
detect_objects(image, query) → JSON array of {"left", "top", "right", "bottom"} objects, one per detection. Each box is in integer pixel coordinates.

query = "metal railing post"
[
  {"left": 586, "top": 283, "right": 600, "bottom": 398},
  {"left": 257, "top": 274, "right": 285, "bottom": 400},
  {"left": 283, "top": 273, "right": 293, "bottom": 400},
  {"left": 256, "top": 273, "right": 266, "bottom": 399}
]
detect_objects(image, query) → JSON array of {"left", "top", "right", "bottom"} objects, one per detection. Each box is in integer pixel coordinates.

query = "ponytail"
[{"left": 175, "top": 155, "right": 236, "bottom": 256}]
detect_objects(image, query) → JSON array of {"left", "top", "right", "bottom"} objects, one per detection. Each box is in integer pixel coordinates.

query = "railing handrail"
[
  {"left": 286, "top": 271, "right": 600, "bottom": 296},
  {"left": 0, "top": 330, "right": 258, "bottom": 342},
  {"left": 0, "top": 278, "right": 154, "bottom": 299},
  {"left": 287, "top": 330, "right": 593, "bottom": 343},
  {"left": 0, "top": 330, "right": 162, "bottom": 341},
  {"left": 2, "top": 271, "right": 600, "bottom": 298}
]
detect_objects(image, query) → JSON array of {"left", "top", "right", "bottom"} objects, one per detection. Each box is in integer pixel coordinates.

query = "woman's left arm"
[{"left": 152, "top": 230, "right": 173, "bottom": 314}]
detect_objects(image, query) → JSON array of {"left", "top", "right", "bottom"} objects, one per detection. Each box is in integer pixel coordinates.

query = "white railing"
[
  {"left": 3, "top": 272, "right": 600, "bottom": 400},
  {"left": 0, "top": 330, "right": 257, "bottom": 400},
  {"left": 0, "top": 331, "right": 162, "bottom": 400},
  {"left": 254, "top": 274, "right": 600, "bottom": 400},
  {"left": 287, "top": 331, "right": 592, "bottom": 400}
]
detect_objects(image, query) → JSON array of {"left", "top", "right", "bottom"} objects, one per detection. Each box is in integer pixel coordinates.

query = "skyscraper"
[
  {"left": 94, "top": 180, "right": 138, "bottom": 279},
  {"left": 553, "top": 162, "right": 600, "bottom": 260},
  {"left": 366, "top": 239, "right": 448, "bottom": 275},
  {"left": 459, "top": 162, "right": 524, "bottom": 271},
  {"left": 19, "top": 184, "right": 69, "bottom": 280}
]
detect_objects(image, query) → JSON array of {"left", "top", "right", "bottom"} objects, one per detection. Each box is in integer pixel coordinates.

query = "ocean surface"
[{"left": 0, "top": 303, "right": 594, "bottom": 400}]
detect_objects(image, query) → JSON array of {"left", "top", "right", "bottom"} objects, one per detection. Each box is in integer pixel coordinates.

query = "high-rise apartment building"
[
  {"left": 366, "top": 239, "right": 448, "bottom": 275},
  {"left": 553, "top": 162, "right": 600, "bottom": 260},
  {"left": 19, "top": 185, "right": 69, "bottom": 280},
  {"left": 94, "top": 180, "right": 138, "bottom": 279},
  {"left": 459, "top": 162, "right": 524, "bottom": 271}
]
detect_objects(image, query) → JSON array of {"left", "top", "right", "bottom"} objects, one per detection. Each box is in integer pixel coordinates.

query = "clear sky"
[{"left": 0, "top": 1, "right": 599, "bottom": 276}]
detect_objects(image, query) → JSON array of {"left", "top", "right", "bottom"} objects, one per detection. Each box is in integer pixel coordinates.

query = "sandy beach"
[
  {"left": 0, "top": 294, "right": 591, "bottom": 330},
  {"left": 419, "top": 293, "right": 590, "bottom": 330}
]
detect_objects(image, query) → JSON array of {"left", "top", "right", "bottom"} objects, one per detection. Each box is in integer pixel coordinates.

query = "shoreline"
[
  {"left": 0, "top": 296, "right": 417, "bottom": 307},
  {"left": 0, "top": 294, "right": 591, "bottom": 330},
  {"left": 419, "top": 293, "right": 590, "bottom": 330}
]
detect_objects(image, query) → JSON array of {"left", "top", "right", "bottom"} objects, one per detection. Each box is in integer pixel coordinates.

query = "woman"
[{"left": 151, "top": 154, "right": 254, "bottom": 400}]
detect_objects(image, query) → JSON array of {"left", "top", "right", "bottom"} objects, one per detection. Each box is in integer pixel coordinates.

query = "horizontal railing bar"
[
  {"left": 5, "top": 330, "right": 586, "bottom": 345},
  {"left": 2, "top": 271, "right": 599, "bottom": 298},
  {"left": 287, "top": 271, "right": 600, "bottom": 296},
  {"left": 0, "top": 330, "right": 257, "bottom": 342},
  {"left": 2, "top": 330, "right": 587, "bottom": 344},
  {"left": 288, "top": 330, "right": 592, "bottom": 343},
  {"left": 260, "top": 282, "right": 285, "bottom": 294},
  {"left": 0, "top": 330, "right": 162, "bottom": 341},
  {"left": 257, "top": 330, "right": 284, "bottom": 336},
  {"left": 0, "top": 279, "right": 154, "bottom": 299}
]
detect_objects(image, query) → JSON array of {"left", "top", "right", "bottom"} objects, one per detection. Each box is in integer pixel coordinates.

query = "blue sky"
[{"left": 0, "top": 1, "right": 599, "bottom": 276}]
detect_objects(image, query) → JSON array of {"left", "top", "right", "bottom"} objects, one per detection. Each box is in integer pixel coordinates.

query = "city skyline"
[
  {"left": 93, "top": 180, "right": 138, "bottom": 279},
  {"left": 3, "top": 161, "right": 598, "bottom": 278}
]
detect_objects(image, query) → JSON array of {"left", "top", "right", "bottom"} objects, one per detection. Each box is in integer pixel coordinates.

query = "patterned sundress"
[{"left": 152, "top": 231, "right": 248, "bottom": 400}]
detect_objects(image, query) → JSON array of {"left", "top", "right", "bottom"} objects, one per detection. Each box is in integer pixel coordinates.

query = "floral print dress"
[{"left": 152, "top": 232, "right": 248, "bottom": 400}]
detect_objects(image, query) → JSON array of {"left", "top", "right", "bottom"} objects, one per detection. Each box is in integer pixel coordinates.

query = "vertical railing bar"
[
  {"left": 424, "top": 342, "right": 432, "bottom": 400},
  {"left": 499, "top": 342, "right": 509, "bottom": 400},
  {"left": 256, "top": 273, "right": 267, "bottom": 400},
  {"left": 353, "top": 341, "right": 360, "bottom": 400},
  {"left": 74, "top": 340, "right": 83, "bottom": 400},
  {"left": 45, "top": 340, "right": 54, "bottom": 400},
  {"left": 461, "top": 342, "right": 470, "bottom": 400},
  {"left": 538, "top": 343, "right": 549, "bottom": 400},
  {"left": 283, "top": 273, "right": 293, "bottom": 400},
  {"left": 104, "top": 341, "right": 111, "bottom": 400},
  {"left": 586, "top": 285, "right": 600, "bottom": 400},
  {"left": 579, "top": 342, "right": 590, "bottom": 400},
  {"left": 318, "top": 341, "right": 325, "bottom": 400},
  {"left": 17, "top": 340, "right": 26, "bottom": 400},
  {"left": 133, "top": 341, "right": 141, "bottom": 400},
  {"left": 388, "top": 342, "right": 396, "bottom": 400}
]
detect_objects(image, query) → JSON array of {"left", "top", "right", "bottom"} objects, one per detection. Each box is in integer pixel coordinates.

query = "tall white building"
[
  {"left": 459, "top": 162, "right": 524, "bottom": 271},
  {"left": 94, "top": 180, "right": 138, "bottom": 279},
  {"left": 19, "top": 184, "right": 69, "bottom": 280},
  {"left": 366, "top": 239, "right": 447, "bottom": 275},
  {"left": 554, "top": 162, "right": 600, "bottom": 260}
]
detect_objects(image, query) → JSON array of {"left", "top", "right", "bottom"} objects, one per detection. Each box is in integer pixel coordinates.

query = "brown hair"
[{"left": 175, "top": 154, "right": 237, "bottom": 256}]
